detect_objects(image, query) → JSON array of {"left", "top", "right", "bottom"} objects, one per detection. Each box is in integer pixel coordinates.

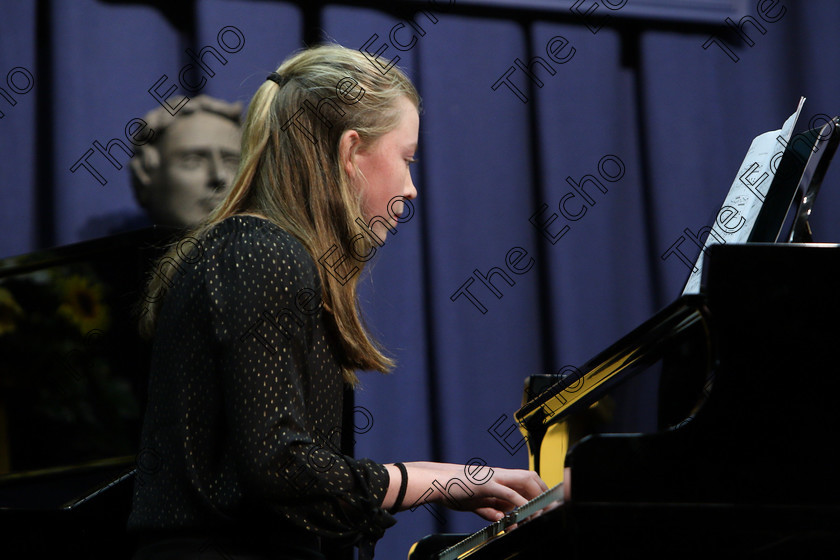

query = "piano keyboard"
[{"left": 433, "top": 483, "right": 564, "bottom": 560}]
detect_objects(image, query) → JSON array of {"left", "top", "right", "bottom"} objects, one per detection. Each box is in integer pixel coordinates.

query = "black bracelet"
[{"left": 388, "top": 462, "right": 408, "bottom": 514}]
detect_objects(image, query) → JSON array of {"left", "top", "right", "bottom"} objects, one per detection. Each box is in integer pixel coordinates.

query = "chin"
[
  {"left": 168, "top": 213, "right": 201, "bottom": 229},
  {"left": 371, "top": 223, "right": 394, "bottom": 244}
]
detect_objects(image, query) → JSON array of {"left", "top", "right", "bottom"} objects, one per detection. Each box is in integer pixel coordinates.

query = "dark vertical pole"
[
  {"left": 34, "top": 0, "right": 55, "bottom": 250},
  {"left": 624, "top": 27, "right": 665, "bottom": 309},
  {"left": 178, "top": 1, "right": 199, "bottom": 93},
  {"left": 302, "top": 2, "right": 323, "bottom": 46},
  {"left": 523, "top": 20, "right": 558, "bottom": 378}
]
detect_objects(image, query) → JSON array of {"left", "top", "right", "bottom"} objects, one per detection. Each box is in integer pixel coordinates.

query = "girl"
[{"left": 128, "top": 44, "right": 548, "bottom": 560}]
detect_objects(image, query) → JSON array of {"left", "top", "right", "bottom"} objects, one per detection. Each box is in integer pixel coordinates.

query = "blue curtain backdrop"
[{"left": 2, "top": 1, "right": 840, "bottom": 557}]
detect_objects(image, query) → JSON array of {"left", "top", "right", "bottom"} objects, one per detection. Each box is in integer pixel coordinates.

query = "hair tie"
[
  {"left": 266, "top": 72, "right": 288, "bottom": 87},
  {"left": 388, "top": 462, "right": 408, "bottom": 514}
]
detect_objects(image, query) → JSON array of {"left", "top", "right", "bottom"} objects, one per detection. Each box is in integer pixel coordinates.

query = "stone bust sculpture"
[{"left": 129, "top": 95, "right": 243, "bottom": 228}]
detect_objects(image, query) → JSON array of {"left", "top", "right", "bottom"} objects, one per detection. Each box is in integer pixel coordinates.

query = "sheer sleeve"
[{"left": 201, "top": 219, "right": 395, "bottom": 541}]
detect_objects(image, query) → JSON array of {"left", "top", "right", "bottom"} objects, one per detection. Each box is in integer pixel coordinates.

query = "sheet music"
[{"left": 682, "top": 97, "right": 805, "bottom": 294}]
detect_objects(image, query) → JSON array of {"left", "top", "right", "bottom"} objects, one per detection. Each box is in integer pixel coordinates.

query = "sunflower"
[
  {"left": 0, "top": 287, "right": 23, "bottom": 336},
  {"left": 56, "top": 275, "right": 110, "bottom": 334}
]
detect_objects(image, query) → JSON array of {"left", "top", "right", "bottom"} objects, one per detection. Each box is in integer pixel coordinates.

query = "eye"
[
  {"left": 224, "top": 156, "right": 240, "bottom": 170},
  {"left": 406, "top": 157, "right": 417, "bottom": 167},
  {"left": 178, "top": 153, "right": 206, "bottom": 169}
]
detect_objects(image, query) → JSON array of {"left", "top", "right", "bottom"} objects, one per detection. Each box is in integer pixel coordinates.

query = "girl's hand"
[{"left": 382, "top": 461, "right": 549, "bottom": 522}]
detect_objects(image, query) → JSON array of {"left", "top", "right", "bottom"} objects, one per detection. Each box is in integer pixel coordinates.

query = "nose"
[{"left": 405, "top": 172, "right": 418, "bottom": 200}]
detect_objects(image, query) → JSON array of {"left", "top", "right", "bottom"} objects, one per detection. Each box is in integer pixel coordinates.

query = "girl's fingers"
[
  {"left": 492, "top": 470, "right": 547, "bottom": 501},
  {"left": 474, "top": 506, "right": 504, "bottom": 522},
  {"left": 486, "top": 484, "right": 528, "bottom": 509}
]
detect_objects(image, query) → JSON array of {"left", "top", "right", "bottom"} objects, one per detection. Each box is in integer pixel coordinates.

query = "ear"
[
  {"left": 129, "top": 146, "right": 161, "bottom": 207},
  {"left": 339, "top": 129, "right": 362, "bottom": 180}
]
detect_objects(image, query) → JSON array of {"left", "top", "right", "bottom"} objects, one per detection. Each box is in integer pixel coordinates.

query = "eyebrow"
[{"left": 171, "top": 147, "right": 241, "bottom": 156}]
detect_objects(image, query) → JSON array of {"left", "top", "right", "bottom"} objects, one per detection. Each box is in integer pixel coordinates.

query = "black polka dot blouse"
[{"left": 127, "top": 215, "right": 394, "bottom": 550}]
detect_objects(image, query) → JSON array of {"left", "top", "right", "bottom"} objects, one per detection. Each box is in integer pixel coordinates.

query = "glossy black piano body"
[
  {"left": 414, "top": 243, "right": 840, "bottom": 559},
  {"left": 0, "top": 459, "right": 136, "bottom": 556},
  {"left": 0, "top": 227, "right": 177, "bottom": 557},
  {"left": 0, "top": 226, "right": 358, "bottom": 559}
]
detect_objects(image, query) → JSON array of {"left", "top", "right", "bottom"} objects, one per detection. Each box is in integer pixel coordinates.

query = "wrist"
[
  {"left": 382, "top": 464, "right": 401, "bottom": 510},
  {"left": 382, "top": 462, "right": 441, "bottom": 512},
  {"left": 388, "top": 462, "right": 408, "bottom": 514}
]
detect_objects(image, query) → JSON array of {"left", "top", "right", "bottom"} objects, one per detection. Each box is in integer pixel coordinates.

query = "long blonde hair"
[{"left": 139, "top": 44, "right": 420, "bottom": 384}]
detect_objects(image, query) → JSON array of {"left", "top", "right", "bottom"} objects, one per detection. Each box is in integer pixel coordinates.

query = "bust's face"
[{"left": 144, "top": 112, "right": 241, "bottom": 227}]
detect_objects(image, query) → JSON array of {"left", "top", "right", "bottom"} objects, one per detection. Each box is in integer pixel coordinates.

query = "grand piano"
[
  {"left": 409, "top": 118, "right": 840, "bottom": 559},
  {"left": 411, "top": 242, "right": 840, "bottom": 559}
]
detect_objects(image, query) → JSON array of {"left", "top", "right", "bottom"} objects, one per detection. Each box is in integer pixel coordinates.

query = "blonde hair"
[{"left": 139, "top": 44, "right": 420, "bottom": 384}]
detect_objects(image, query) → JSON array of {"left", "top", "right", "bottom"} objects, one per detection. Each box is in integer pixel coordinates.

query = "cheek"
[
  {"left": 355, "top": 152, "right": 404, "bottom": 215},
  {"left": 374, "top": 163, "right": 404, "bottom": 204},
  {"left": 162, "top": 165, "right": 206, "bottom": 193},
  {"left": 384, "top": 160, "right": 406, "bottom": 191}
]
